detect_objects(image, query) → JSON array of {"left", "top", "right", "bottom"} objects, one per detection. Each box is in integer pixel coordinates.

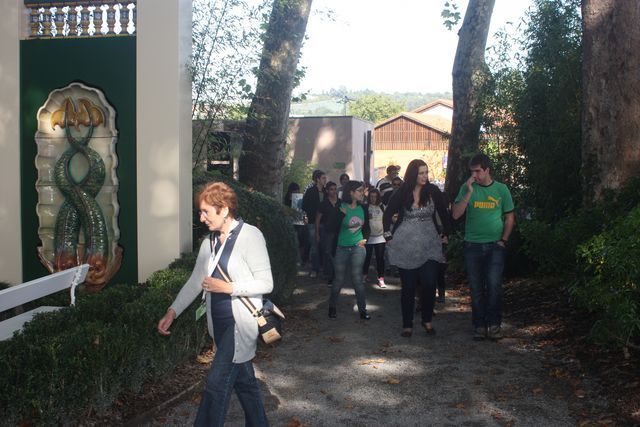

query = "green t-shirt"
[
  {"left": 455, "top": 181, "right": 514, "bottom": 243},
  {"left": 337, "top": 203, "right": 365, "bottom": 247}
]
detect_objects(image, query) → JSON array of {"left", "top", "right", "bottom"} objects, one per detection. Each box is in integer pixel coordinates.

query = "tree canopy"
[{"left": 347, "top": 94, "right": 405, "bottom": 124}]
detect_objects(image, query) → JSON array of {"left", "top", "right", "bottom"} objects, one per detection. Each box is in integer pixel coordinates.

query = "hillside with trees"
[{"left": 290, "top": 89, "right": 453, "bottom": 117}]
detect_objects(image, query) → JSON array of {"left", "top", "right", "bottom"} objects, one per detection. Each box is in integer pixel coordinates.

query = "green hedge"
[
  {"left": 0, "top": 173, "right": 298, "bottom": 424},
  {"left": 570, "top": 205, "right": 640, "bottom": 348},
  {"left": 0, "top": 262, "right": 207, "bottom": 425},
  {"left": 519, "top": 177, "right": 640, "bottom": 276},
  {"left": 193, "top": 171, "right": 298, "bottom": 304},
  {"left": 518, "top": 178, "right": 640, "bottom": 348}
]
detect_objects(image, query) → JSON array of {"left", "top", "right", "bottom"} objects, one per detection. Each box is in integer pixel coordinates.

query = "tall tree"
[
  {"left": 190, "top": 0, "right": 268, "bottom": 169},
  {"left": 444, "top": 0, "right": 495, "bottom": 201},
  {"left": 240, "top": 0, "right": 313, "bottom": 199},
  {"left": 348, "top": 94, "right": 405, "bottom": 124},
  {"left": 581, "top": 0, "right": 640, "bottom": 202}
]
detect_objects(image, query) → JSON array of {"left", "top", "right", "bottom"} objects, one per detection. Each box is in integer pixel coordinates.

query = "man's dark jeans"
[
  {"left": 194, "top": 322, "right": 269, "bottom": 427},
  {"left": 464, "top": 242, "right": 506, "bottom": 328}
]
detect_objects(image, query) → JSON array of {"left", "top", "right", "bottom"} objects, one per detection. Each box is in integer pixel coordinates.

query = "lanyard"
[{"left": 201, "top": 219, "right": 238, "bottom": 301}]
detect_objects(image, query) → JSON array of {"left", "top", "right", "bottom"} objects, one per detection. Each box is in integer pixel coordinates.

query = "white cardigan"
[{"left": 169, "top": 222, "right": 274, "bottom": 363}]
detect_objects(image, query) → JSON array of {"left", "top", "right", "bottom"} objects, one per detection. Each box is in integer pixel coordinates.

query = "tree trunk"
[
  {"left": 240, "top": 0, "right": 313, "bottom": 200},
  {"left": 582, "top": 0, "right": 640, "bottom": 201},
  {"left": 444, "top": 0, "right": 495, "bottom": 202}
]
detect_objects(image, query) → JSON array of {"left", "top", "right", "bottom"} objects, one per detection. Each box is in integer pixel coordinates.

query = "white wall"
[
  {"left": 350, "top": 118, "right": 374, "bottom": 183},
  {"left": 0, "top": 0, "right": 22, "bottom": 283},
  {"left": 137, "top": 0, "right": 192, "bottom": 282},
  {"left": 420, "top": 104, "right": 453, "bottom": 120}
]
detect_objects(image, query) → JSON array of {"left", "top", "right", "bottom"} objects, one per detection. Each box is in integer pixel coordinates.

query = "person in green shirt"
[
  {"left": 328, "top": 180, "right": 371, "bottom": 320},
  {"left": 452, "top": 154, "right": 515, "bottom": 341}
]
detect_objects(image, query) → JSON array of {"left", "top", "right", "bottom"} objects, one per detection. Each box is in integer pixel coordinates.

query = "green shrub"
[
  {"left": 0, "top": 259, "right": 208, "bottom": 425},
  {"left": 193, "top": 171, "right": 298, "bottom": 304},
  {"left": 519, "top": 207, "right": 604, "bottom": 275},
  {"left": 519, "top": 177, "right": 640, "bottom": 277},
  {"left": 282, "top": 157, "right": 315, "bottom": 198},
  {"left": 570, "top": 205, "right": 640, "bottom": 348},
  {"left": 445, "top": 231, "right": 465, "bottom": 274}
]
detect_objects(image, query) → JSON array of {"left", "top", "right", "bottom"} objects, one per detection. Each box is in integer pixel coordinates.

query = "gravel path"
[{"left": 144, "top": 271, "right": 577, "bottom": 426}]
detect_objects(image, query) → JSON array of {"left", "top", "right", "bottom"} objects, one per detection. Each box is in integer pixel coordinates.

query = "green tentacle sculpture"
[{"left": 52, "top": 98, "right": 109, "bottom": 284}]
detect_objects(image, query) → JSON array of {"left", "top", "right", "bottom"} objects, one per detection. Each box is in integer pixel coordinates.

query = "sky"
[{"left": 296, "top": 0, "right": 533, "bottom": 95}]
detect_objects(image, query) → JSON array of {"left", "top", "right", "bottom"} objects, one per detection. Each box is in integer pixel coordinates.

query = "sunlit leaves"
[{"left": 441, "top": 1, "right": 461, "bottom": 31}]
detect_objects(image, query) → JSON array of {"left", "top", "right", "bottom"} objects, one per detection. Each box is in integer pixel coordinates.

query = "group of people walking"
[
  {"left": 294, "top": 154, "right": 514, "bottom": 342},
  {"left": 155, "top": 153, "right": 514, "bottom": 426}
]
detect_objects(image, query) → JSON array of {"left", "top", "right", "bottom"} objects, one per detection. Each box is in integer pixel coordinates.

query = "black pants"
[
  {"left": 399, "top": 260, "right": 438, "bottom": 328},
  {"left": 437, "top": 261, "right": 447, "bottom": 298},
  {"left": 363, "top": 242, "right": 385, "bottom": 277}
]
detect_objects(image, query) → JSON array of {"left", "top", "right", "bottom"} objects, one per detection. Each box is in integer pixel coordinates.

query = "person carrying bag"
[{"left": 157, "top": 182, "right": 273, "bottom": 427}]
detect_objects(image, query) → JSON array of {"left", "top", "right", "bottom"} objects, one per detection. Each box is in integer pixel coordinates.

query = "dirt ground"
[{"left": 98, "top": 267, "right": 640, "bottom": 427}]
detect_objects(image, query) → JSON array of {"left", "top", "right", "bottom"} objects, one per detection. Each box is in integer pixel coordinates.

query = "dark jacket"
[
  {"left": 318, "top": 197, "right": 342, "bottom": 233},
  {"left": 382, "top": 183, "right": 452, "bottom": 238},
  {"left": 302, "top": 185, "right": 322, "bottom": 223}
]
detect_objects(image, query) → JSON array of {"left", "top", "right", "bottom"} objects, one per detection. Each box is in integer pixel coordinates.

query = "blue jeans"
[
  {"left": 464, "top": 242, "right": 506, "bottom": 328},
  {"left": 329, "top": 245, "right": 367, "bottom": 312},
  {"left": 194, "top": 322, "right": 269, "bottom": 427},
  {"left": 399, "top": 260, "right": 438, "bottom": 328},
  {"left": 306, "top": 224, "right": 321, "bottom": 273}
]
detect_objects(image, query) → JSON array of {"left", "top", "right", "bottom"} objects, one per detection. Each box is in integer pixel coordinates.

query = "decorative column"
[
  {"left": 0, "top": 0, "right": 23, "bottom": 284},
  {"left": 136, "top": 0, "right": 192, "bottom": 281}
]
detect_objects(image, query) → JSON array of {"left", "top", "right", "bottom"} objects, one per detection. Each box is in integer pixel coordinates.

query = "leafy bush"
[
  {"left": 0, "top": 258, "right": 208, "bottom": 425},
  {"left": 193, "top": 171, "right": 298, "bottom": 304},
  {"left": 282, "top": 157, "right": 315, "bottom": 199},
  {"left": 519, "top": 177, "right": 640, "bottom": 276},
  {"left": 571, "top": 205, "right": 640, "bottom": 348},
  {"left": 519, "top": 207, "right": 604, "bottom": 275}
]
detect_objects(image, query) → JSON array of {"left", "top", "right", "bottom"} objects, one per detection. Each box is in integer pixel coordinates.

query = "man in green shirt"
[{"left": 452, "top": 154, "right": 515, "bottom": 341}]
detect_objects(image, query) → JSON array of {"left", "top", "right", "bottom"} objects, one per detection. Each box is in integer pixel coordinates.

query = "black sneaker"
[
  {"left": 328, "top": 307, "right": 337, "bottom": 319},
  {"left": 473, "top": 327, "right": 486, "bottom": 341},
  {"left": 359, "top": 310, "right": 371, "bottom": 320},
  {"left": 487, "top": 325, "right": 503, "bottom": 340}
]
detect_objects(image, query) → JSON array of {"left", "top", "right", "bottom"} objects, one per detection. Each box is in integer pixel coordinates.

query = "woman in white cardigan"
[{"left": 157, "top": 182, "right": 272, "bottom": 427}]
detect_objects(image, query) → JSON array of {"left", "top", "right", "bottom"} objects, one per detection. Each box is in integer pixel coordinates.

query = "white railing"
[{"left": 27, "top": 2, "right": 136, "bottom": 38}]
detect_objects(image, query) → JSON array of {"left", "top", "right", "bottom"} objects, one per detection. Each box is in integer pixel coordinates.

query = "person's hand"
[
  {"left": 203, "top": 277, "right": 233, "bottom": 294},
  {"left": 441, "top": 235, "right": 449, "bottom": 245},
  {"left": 340, "top": 207, "right": 347, "bottom": 215},
  {"left": 496, "top": 240, "right": 506, "bottom": 248},
  {"left": 391, "top": 213, "right": 399, "bottom": 224},
  {"left": 465, "top": 176, "right": 475, "bottom": 194},
  {"left": 157, "top": 309, "right": 176, "bottom": 336},
  {"left": 357, "top": 239, "right": 367, "bottom": 247}
]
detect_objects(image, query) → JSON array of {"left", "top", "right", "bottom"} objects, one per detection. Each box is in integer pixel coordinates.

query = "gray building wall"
[{"left": 287, "top": 116, "right": 374, "bottom": 184}]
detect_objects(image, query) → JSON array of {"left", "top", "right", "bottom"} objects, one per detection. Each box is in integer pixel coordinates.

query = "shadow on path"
[{"left": 147, "top": 271, "right": 577, "bottom": 427}]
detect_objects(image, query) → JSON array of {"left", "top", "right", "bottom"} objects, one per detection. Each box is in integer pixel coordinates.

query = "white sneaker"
[{"left": 377, "top": 277, "right": 387, "bottom": 288}]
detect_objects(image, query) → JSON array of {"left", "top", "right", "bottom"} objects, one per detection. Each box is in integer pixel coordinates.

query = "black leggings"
[{"left": 362, "top": 242, "right": 385, "bottom": 277}]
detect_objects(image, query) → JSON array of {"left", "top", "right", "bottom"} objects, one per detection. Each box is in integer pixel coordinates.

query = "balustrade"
[{"left": 26, "top": 2, "right": 137, "bottom": 38}]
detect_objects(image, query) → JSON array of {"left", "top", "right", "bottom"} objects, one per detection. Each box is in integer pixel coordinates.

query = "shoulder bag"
[{"left": 216, "top": 265, "right": 285, "bottom": 344}]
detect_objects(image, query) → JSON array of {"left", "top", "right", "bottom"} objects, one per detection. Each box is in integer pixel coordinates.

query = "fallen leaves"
[
  {"left": 385, "top": 377, "right": 400, "bottom": 384},
  {"left": 328, "top": 336, "right": 345, "bottom": 343},
  {"left": 285, "top": 416, "right": 309, "bottom": 427}
]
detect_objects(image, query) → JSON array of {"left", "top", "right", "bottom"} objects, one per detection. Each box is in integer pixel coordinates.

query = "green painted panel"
[{"left": 20, "top": 37, "right": 137, "bottom": 285}]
